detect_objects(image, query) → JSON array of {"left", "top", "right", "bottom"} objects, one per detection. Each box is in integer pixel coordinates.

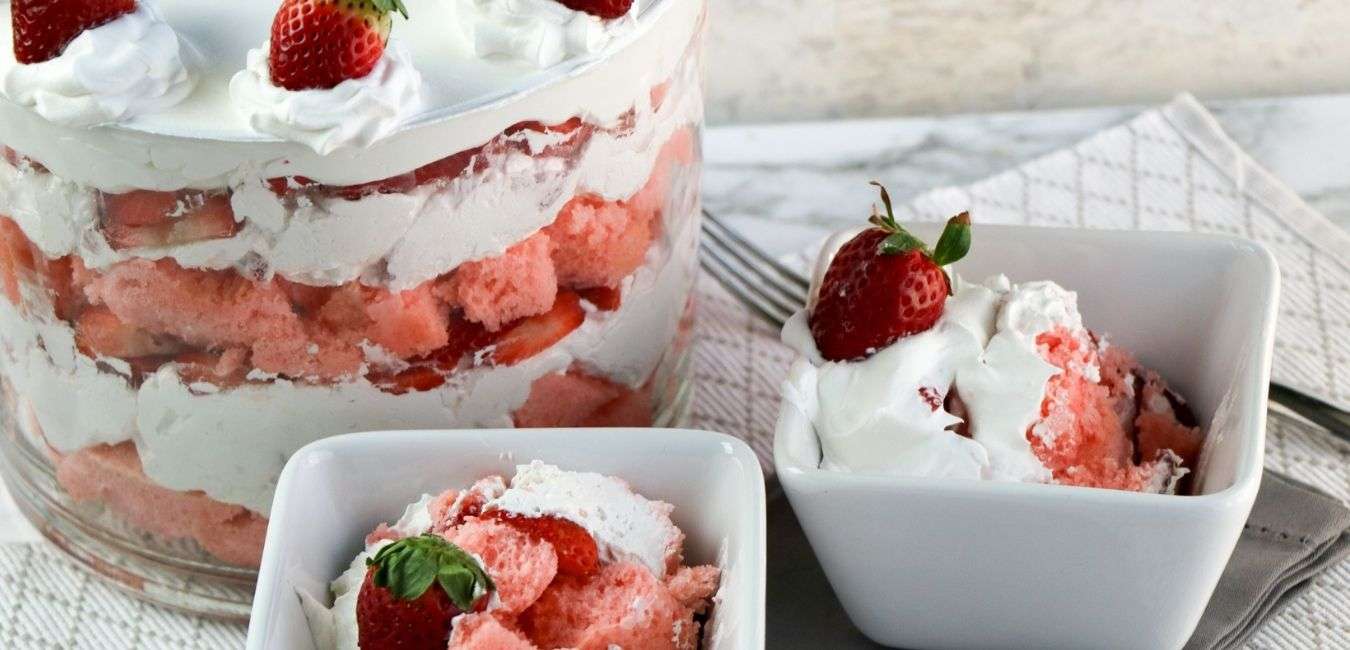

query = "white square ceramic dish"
[
  {"left": 247, "top": 427, "right": 766, "bottom": 650},
  {"left": 775, "top": 225, "right": 1279, "bottom": 650}
]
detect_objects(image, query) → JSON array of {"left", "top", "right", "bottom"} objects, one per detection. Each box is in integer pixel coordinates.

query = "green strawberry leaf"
[
  {"left": 373, "top": 0, "right": 409, "bottom": 19},
  {"left": 367, "top": 534, "right": 494, "bottom": 610},
  {"left": 930, "top": 212, "right": 972, "bottom": 267},
  {"left": 878, "top": 231, "right": 926, "bottom": 255}
]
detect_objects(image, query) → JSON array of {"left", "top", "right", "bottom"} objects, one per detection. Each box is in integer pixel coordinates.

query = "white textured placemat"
[{"left": 1, "top": 94, "right": 1348, "bottom": 648}]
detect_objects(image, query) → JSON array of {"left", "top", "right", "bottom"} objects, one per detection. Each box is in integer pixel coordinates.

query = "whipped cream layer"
[
  {"left": 230, "top": 41, "right": 423, "bottom": 155},
  {"left": 0, "top": 209, "right": 696, "bottom": 515},
  {"left": 783, "top": 246, "right": 1090, "bottom": 481},
  {"left": 457, "top": 0, "right": 638, "bottom": 68},
  {"left": 1, "top": 3, "right": 195, "bottom": 127},
  {"left": 0, "top": 53, "right": 702, "bottom": 291},
  {"left": 0, "top": 0, "right": 704, "bottom": 192}
]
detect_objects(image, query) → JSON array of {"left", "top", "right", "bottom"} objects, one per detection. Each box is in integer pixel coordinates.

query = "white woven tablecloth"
[{"left": 1, "top": 94, "right": 1348, "bottom": 648}]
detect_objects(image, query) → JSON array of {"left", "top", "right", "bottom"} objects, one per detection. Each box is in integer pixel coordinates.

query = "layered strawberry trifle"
[
  {"left": 780, "top": 184, "right": 1204, "bottom": 493},
  {"left": 304, "top": 462, "right": 720, "bottom": 650},
  {"left": 0, "top": 0, "right": 706, "bottom": 606}
]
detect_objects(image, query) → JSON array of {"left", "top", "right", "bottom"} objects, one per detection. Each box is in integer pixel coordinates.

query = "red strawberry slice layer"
[
  {"left": 487, "top": 290, "right": 585, "bottom": 366},
  {"left": 101, "top": 190, "right": 238, "bottom": 250},
  {"left": 12, "top": 0, "right": 135, "bottom": 64},
  {"left": 481, "top": 510, "right": 599, "bottom": 577}
]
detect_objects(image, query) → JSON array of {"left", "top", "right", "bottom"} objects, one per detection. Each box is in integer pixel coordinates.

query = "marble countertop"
[{"left": 704, "top": 93, "right": 1350, "bottom": 258}]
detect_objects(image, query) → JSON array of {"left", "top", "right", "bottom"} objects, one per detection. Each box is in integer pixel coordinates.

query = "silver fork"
[{"left": 698, "top": 209, "right": 1350, "bottom": 441}]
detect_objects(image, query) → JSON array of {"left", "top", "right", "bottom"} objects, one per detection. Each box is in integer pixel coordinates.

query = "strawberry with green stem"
[
  {"left": 268, "top": 0, "right": 408, "bottom": 91},
  {"left": 809, "top": 181, "right": 972, "bottom": 362},
  {"left": 356, "top": 534, "right": 494, "bottom": 650}
]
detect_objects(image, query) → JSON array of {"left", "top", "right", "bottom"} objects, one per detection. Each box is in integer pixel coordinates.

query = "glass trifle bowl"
[{"left": 0, "top": 0, "right": 706, "bottom": 618}]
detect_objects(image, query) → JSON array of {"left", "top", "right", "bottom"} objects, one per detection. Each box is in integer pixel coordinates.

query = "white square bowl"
[
  {"left": 247, "top": 427, "right": 766, "bottom": 650},
  {"left": 775, "top": 226, "right": 1280, "bottom": 650}
]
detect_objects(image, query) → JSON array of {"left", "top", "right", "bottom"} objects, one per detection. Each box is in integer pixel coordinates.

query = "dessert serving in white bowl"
[
  {"left": 774, "top": 196, "right": 1279, "bottom": 649},
  {"left": 247, "top": 428, "right": 766, "bottom": 650},
  {"left": 0, "top": 0, "right": 706, "bottom": 617}
]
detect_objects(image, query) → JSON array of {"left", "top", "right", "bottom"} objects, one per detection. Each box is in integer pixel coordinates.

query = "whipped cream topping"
[
  {"left": 229, "top": 41, "right": 424, "bottom": 155},
  {"left": 487, "top": 461, "right": 680, "bottom": 577},
  {"left": 457, "top": 0, "right": 638, "bottom": 68},
  {"left": 783, "top": 267, "right": 1084, "bottom": 483},
  {"left": 1, "top": 3, "right": 196, "bottom": 127}
]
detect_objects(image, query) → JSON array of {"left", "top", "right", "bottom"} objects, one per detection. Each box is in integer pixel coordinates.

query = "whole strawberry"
[
  {"left": 268, "top": 0, "right": 407, "bottom": 91},
  {"left": 809, "top": 182, "right": 972, "bottom": 361},
  {"left": 11, "top": 0, "right": 134, "bottom": 63},
  {"left": 357, "top": 534, "right": 494, "bottom": 650},
  {"left": 555, "top": 0, "right": 633, "bottom": 19}
]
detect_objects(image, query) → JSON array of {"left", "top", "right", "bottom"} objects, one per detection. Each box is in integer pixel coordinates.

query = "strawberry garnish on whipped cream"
[
  {"left": 11, "top": 0, "right": 133, "bottom": 63},
  {"left": 809, "top": 181, "right": 972, "bottom": 361},
  {"left": 268, "top": 0, "right": 407, "bottom": 91},
  {"left": 556, "top": 0, "right": 634, "bottom": 20}
]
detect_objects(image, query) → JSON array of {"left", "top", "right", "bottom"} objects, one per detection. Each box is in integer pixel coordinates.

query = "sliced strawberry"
[
  {"left": 809, "top": 183, "right": 972, "bottom": 361},
  {"left": 553, "top": 0, "right": 632, "bottom": 20},
  {"left": 487, "top": 290, "right": 585, "bottom": 366},
  {"left": 325, "top": 171, "right": 416, "bottom": 201},
  {"left": 265, "top": 175, "right": 316, "bottom": 197},
  {"left": 578, "top": 285, "right": 622, "bottom": 311},
  {"left": 39, "top": 255, "right": 85, "bottom": 321},
  {"left": 481, "top": 510, "right": 598, "bottom": 577},
  {"left": 504, "top": 117, "right": 584, "bottom": 136},
  {"left": 412, "top": 148, "right": 479, "bottom": 186},
  {"left": 102, "top": 191, "right": 238, "bottom": 250},
  {"left": 371, "top": 365, "right": 445, "bottom": 395},
  {"left": 422, "top": 315, "right": 498, "bottom": 372},
  {"left": 357, "top": 534, "right": 493, "bottom": 650},
  {"left": 0, "top": 217, "right": 35, "bottom": 305},
  {"left": 269, "top": 0, "right": 408, "bottom": 91},
  {"left": 75, "top": 306, "right": 183, "bottom": 358},
  {"left": 11, "top": 0, "right": 134, "bottom": 64}
]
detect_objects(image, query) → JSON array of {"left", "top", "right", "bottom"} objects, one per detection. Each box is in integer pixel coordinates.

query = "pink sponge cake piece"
[
  {"left": 84, "top": 259, "right": 362, "bottom": 379},
  {"left": 514, "top": 370, "right": 656, "bottom": 428},
  {"left": 55, "top": 442, "right": 266, "bottom": 567},
  {"left": 546, "top": 194, "right": 653, "bottom": 290},
  {"left": 448, "top": 517, "right": 558, "bottom": 615},
  {"left": 1030, "top": 326, "right": 1195, "bottom": 492},
  {"left": 443, "top": 233, "right": 557, "bottom": 331},
  {"left": 448, "top": 613, "right": 539, "bottom": 650},
  {"left": 519, "top": 561, "right": 704, "bottom": 650}
]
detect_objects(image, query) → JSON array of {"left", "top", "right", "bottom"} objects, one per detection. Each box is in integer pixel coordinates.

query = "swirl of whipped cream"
[
  {"left": 1, "top": 3, "right": 196, "bottom": 128},
  {"left": 458, "top": 0, "right": 636, "bottom": 68},
  {"left": 229, "top": 40, "right": 423, "bottom": 155}
]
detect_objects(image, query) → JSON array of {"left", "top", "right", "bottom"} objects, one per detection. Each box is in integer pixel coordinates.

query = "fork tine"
[
  {"left": 701, "top": 225, "right": 809, "bottom": 309},
  {"left": 700, "top": 243, "right": 793, "bottom": 328},
  {"left": 703, "top": 210, "right": 811, "bottom": 290}
]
